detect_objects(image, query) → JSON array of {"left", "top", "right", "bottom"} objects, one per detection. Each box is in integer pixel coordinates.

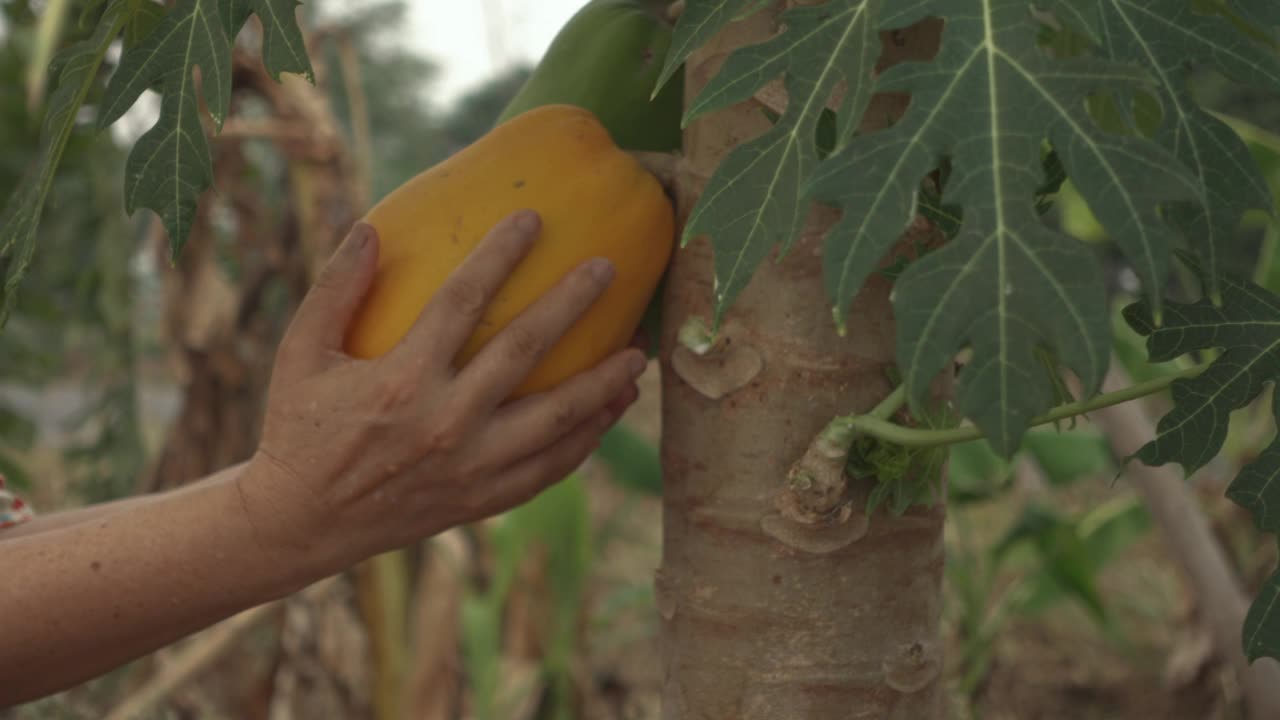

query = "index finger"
[{"left": 388, "top": 209, "right": 542, "bottom": 368}]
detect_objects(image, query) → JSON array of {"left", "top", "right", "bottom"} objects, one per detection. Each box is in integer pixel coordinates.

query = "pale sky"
[
  {"left": 101, "top": 0, "right": 590, "bottom": 142},
  {"left": 330, "top": 0, "right": 588, "bottom": 110}
]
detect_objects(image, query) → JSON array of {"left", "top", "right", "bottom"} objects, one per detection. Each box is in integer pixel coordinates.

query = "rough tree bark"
[{"left": 657, "top": 5, "right": 947, "bottom": 718}]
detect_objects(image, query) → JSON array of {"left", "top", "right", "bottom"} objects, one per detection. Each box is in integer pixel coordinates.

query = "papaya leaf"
[
  {"left": 124, "top": 0, "right": 169, "bottom": 49},
  {"left": 1122, "top": 255, "right": 1280, "bottom": 661},
  {"left": 1245, "top": 570, "right": 1280, "bottom": 661},
  {"left": 238, "top": 0, "right": 313, "bottom": 84},
  {"left": 1086, "top": 0, "right": 1280, "bottom": 305},
  {"left": 1229, "top": 390, "right": 1280, "bottom": 535},
  {"left": 95, "top": 0, "right": 232, "bottom": 257},
  {"left": 1042, "top": 0, "right": 1102, "bottom": 44},
  {"left": 1234, "top": 0, "right": 1280, "bottom": 30},
  {"left": 653, "top": 0, "right": 770, "bottom": 96},
  {"left": 0, "top": 1, "right": 126, "bottom": 325},
  {"left": 1122, "top": 256, "right": 1280, "bottom": 475},
  {"left": 678, "top": 0, "right": 883, "bottom": 327},
  {"left": 806, "top": 1, "right": 1199, "bottom": 454},
  {"left": 96, "top": 0, "right": 312, "bottom": 259}
]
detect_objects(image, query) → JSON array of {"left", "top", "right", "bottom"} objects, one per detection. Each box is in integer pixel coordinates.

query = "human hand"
[{"left": 240, "top": 209, "right": 648, "bottom": 579}]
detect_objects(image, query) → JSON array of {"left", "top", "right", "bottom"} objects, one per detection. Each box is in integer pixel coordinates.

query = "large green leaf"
[
  {"left": 652, "top": 0, "right": 770, "bottom": 95},
  {"left": 1123, "top": 257, "right": 1280, "bottom": 475},
  {"left": 0, "top": 1, "right": 126, "bottom": 323},
  {"left": 679, "top": 0, "right": 883, "bottom": 326},
  {"left": 1, "top": 0, "right": 314, "bottom": 322},
  {"left": 1245, "top": 572, "right": 1280, "bottom": 661},
  {"left": 807, "top": 1, "right": 1199, "bottom": 453},
  {"left": 1087, "top": 0, "right": 1280, "bottom": 303},
  {"left": 95, "top": 0, "right": 231, "bottom": 256},
  {"left": 97, "top": 0, "right": 311, "bottom": 257},
  {"left": 1123, "top": 256, "right": 1280, "bottom": 660},
  {"left": 1234, "top": 0, "right": 1280, "bottom": 29}
]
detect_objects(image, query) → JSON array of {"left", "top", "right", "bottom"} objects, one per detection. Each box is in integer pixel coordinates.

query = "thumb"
[{"left": 286, "top": 222, "right": 380, "bottom": 360}]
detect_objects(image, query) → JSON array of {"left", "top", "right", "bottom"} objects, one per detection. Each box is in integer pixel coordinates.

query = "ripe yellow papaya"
[{"left": 343, "top": 104, "right": 675, "bottom": 398}]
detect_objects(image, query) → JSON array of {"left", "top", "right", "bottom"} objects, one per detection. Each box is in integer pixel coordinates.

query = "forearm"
[
  {"left": 0, "top": 461, "right": 318, "bottom": 706},
  {"left": 0, "top": 465, "right": 244, "bottom": 541}
]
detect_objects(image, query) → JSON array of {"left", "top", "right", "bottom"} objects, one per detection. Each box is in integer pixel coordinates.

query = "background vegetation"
[{"left": 2, "top": 1, "right": 1279, "bottom": 718}]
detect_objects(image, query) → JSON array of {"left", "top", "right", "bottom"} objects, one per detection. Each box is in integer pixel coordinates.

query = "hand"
[{"left": 240, "top": 209, "right": 648, "bottom": 577}]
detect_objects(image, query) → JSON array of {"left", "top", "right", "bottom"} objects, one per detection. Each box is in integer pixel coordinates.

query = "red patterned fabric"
[{"left": 0, "top": 473, "right": 34, "bottom": 529}]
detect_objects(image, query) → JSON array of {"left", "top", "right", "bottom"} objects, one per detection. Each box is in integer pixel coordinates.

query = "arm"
[
  {"left": 0, "top": 212, "right": 646, "bottom": 707},
  {"left": 0, "top": 465, "right": 241, "bottom": 541},
  {"left": 0, "top": 461, "right": 310, "bottom": 705}
]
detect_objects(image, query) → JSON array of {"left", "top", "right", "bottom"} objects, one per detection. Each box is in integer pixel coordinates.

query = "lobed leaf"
[
  {"left": 1245, "top": 569, "right": 1280, "bottom": 661},
  {"left": 807, "top": 2, "right": 1198, "bottom": 453},
  {"left": 240, "top": 0, "right": 314, "bottom": 84},
  {"left": 1234, "top": 0, "right": 1280, "bottom": 30},
  {"left": 1123, "top": 255, "right": 1280, "bottom": 661},
  {"left": 653, "top": 0, "right": 771, "bottom": 97},
  {"left": 97, "top": 0, "right": 312, "bottom": 258},
  {"left": 97, "top": 0, "right": 233, "bottom": 256},
  {"left": 1086, "top": 0, "right": 1280, "bottom": 304},
  {"left": 1123, "top": 256, "right": 1280, "bottom": 475},
  {"left": 678, "top": 0, "right": 883, "bottom": 326},
  {"left": 1227, "top": 387, "right": 1280, "bottom": 535}
]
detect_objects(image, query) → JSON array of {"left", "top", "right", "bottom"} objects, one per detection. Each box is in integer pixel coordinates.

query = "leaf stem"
[{"left": 845, "top": 362, "right": 1207, "bottom": 449}]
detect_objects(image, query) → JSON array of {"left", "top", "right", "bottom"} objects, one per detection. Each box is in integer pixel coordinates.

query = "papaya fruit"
[
  {"left": 343, "top": 104, "right": 675, "bottom": 399},
  {"left": 498, "top": 0, "right": 685, "bottom": 358},
  {"left": 497, "top": 0, "right": 683, "bottom": 154}
]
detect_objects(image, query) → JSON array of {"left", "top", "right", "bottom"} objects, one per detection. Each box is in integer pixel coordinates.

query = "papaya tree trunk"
[{"left": 657, "top": 6, "right": 947, "bottom": 717}]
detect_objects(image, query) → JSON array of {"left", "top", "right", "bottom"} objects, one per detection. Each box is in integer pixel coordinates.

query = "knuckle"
[
  {"left": 422, "top": 415, "right": 467, "bottom": 453},
  {"left": 374, "top": 376, "right": 416, "bottom": 411},
  {"left": 549, "top": 399, "right": 579, "bottom": 432},
  {"left": 424, "top": 425, "right": 464, "bottom": 454},
  {"left": 504, "top": 324, "right": 545, "bottom": 362},
  {"left": 442, "top": 278, "right": 488, "bottom": 319}
]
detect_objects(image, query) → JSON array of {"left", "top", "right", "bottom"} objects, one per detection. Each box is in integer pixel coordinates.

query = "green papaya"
[{"left": 497, "top": 0, "right": 684, "bottom": 153}]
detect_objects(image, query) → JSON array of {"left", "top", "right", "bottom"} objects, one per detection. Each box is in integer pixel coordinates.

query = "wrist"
[{"left": 230, "top": 454, "right": 347, "bottom": 598}]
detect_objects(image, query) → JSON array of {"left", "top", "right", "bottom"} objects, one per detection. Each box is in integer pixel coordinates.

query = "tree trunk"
[{"left": 657, "top": 6, "right": 947, "bottom": 718}]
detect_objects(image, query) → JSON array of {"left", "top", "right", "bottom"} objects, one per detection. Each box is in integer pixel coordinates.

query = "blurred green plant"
[
  {"left": 947, "top": 495, "right": 1152, "bottom": 702},
  {"left": 0, "top": 0, "right": 144, "bottom": 503},
  {"left": 462, "top": 473, "right": 592, "bottom": 720}
]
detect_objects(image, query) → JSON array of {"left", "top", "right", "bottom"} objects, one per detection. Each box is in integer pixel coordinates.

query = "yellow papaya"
[{"left": 343, "top": 104, "right": 675, "bottom": 398}]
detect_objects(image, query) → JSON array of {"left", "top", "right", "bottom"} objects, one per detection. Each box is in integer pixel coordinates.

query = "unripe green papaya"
[{"left": 498, "top": 0, "right": 683, "bottom": 153}]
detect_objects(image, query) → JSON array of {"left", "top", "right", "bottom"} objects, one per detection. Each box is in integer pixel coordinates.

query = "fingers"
[
  {"left": 467, "top": 349, "right": 645, "bottom": 469},
  {"left": 453, "top": 255, "right": 617, "bottom": 411},
  {"left": 482, "top": 406, "right": 618, "bottom": 513},
  {"left": 284, "top": 223, "right": 379, "bottom": 363},
  {"left": 392, "top": 209, "right": 542, "bottom": 366}
]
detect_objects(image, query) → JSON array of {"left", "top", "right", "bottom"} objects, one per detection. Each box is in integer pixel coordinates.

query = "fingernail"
[
  {"left": 588, "top": 258, "right": 615, "bottom": 284},
  {"left": 349, "top": 222, "right": 373, "bottom": 252},
  {"left": 513, "top": 209, "right": 540, "bottom": 234}
]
